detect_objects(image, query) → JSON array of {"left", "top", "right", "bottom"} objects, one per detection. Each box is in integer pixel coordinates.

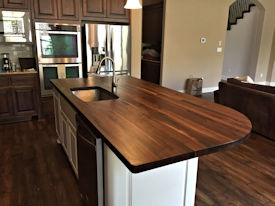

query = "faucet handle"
[{"left": 113, "top": 76, "right": 119, "bottom": 87}]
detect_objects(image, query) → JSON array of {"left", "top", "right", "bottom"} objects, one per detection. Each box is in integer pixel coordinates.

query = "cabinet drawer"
[
  {"left": 60, "top": 94, "right": 77, "bottom": 128},
  {"left": 10, "top": 75, "right": 36, "bottom": 86},
  {"left": 0, "top": 76, "right": 10, "bottom": 87}
]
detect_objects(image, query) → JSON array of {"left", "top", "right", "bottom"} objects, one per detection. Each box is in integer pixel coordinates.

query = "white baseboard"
[
  {"left": 202, "top": 87, "right": 218, "bottom": 93},
  {"left": 177, "top": 87, "right": 218, "bottom": 94},
  {"left": 255, "top": 81, "right": 275, "bottom": 86},
  {"left": 255, "top": 81, "right": 268, "bottom": 85}
]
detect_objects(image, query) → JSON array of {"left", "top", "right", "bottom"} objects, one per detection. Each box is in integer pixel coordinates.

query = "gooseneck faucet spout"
[{"left": 96, "top": 57, "right": 118, "bottom": 89}]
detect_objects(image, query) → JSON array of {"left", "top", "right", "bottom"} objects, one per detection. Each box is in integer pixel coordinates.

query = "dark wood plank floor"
[
  {"left": 196, "top": 133, "right": 275, "bottom": 206},
  {"left": 0, "top": 119, "right": 274, "bottom": 206},
  {"left": 0, "top": 120, "right": 82, "bottom": 206},
  {"left": 196, "top": 92, "right": 275, "bottom": 205}
]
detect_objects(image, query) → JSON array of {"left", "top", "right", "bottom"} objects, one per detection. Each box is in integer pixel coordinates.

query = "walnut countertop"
[{"left": 51, "top": 76, "right": 251, "bottom": 173}]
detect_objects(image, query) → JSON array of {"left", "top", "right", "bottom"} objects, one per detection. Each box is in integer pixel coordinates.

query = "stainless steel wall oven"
[
  {"left": 39, "top": 64, "right": 82, "bottom": 96},
  {"left": 35, "top": 22, "right": 82, "bottom": 64},
  {"left": 35, "top": 23, "right": 82, "bottom": 97}
]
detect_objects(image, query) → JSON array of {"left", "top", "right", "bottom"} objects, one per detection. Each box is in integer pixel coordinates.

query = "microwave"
[
  {"left": 35, "top": 22, "right": 82, "bottom": 64},
  {"left": 0, "top": 11, "right": 32, "bottom": 43}
]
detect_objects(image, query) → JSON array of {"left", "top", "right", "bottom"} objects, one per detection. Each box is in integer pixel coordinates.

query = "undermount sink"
[{"left": 71, "top": 87, "right": 118, "bottom": 102}]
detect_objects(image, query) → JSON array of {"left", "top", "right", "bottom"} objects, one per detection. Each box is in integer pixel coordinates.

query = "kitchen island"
[{"left": 51, "top": 76, "right": 251, "bottom": 206}]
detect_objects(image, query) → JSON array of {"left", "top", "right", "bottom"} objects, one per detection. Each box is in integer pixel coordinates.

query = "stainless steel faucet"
[{"left": 96, "top": 57, "right": 118, "bottom": 89}]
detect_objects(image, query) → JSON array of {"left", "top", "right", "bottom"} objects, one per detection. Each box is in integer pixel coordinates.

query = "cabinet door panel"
[
  {"left": 141, "top": 60, "right": 160, "bottom": 84},
  {"left": 107, "top": 0, "right": 129, "bottom": 19},
  {"left": 69, "top": 126, "right": 78, "bottom": 175},
  {"left": 0, "top": 88, "right": 13, "bottom": 118},
  {"left": 0, "top": 0, "right": 3, "bottom": 8},
  {"left": 59, "top": 112, "right": 64, "bottom": 145},
  {"left": 57, "top": 0, "right": 79, "bottom": 20},
  {"left": 53, "top": 93, "right": 60, "bottom": 137},
  {"left": 82, "top": 0, "right": 106, "bottom": 17},
  {"left": 3, "top": 0, "right": 28, "bottom": 9},
  {"left": 61, "top": 112, "right": 71, "bottom": 158},
  {"left": 34, "top": 0, "right": 58, "bottom": 19},
  {"left": 0, "top": 76, "right": 9, "bottom": 87},
  {"left": 13, "top": 87, "right": 36, "bottom": 115}
]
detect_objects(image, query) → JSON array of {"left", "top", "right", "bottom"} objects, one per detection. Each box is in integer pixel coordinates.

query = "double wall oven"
[{"left": 35, "top": 22, "right": 82, "bottom": 96}]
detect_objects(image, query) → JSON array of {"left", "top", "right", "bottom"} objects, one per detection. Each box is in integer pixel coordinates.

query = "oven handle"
[{"left": 40, "top": 31, "right": 80, "bottom": 35}]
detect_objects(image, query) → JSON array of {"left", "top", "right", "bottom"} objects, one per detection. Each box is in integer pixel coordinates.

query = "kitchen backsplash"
[{"left": 0, "top": 44, "right": 33, "bottom": 69}]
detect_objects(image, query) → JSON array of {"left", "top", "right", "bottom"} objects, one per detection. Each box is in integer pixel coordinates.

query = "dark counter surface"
[
  {"left": 51, "top": 76, "right": 251, "bottom": 173},
  {"left": 0, "top": 71, "right": 37, "bottom": 75}
]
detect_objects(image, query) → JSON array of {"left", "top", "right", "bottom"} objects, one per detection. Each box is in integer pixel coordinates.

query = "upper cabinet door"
[
  {"left": 34, "top": 0, "right": 58, "bottom": 19},
  {"left": 0, "top": 0, "right": 3, "bottom": 7},
  {"left": 57, "top": 0, "right": 79, "bottom": 20},
  {"left": 107, "top": 0, "right": 129, "bottom": 19},
  {"left": 82, "top": 0, "right": 107, "bottom": 18},
  {"left": 3, "top": 0, "right": 28, "bottom": 9}
]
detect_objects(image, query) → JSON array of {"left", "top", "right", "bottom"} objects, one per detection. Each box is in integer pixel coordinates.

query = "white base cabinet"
[
  {"left": 53, "top": 88, "right": 78, "bottom": 177},
  {"left": 104, "top": 144, "right": 198, "bottom": 206}
]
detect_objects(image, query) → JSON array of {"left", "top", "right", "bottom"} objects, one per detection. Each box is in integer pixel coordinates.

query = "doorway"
[
  {"left": 141, "top": 0, "right": 164, "bottom": 84},
  {"left": 222, "top": 0, "right": 265, "bottom": 80}
]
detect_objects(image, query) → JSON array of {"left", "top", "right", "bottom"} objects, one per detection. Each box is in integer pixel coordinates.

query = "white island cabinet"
[
  {"left": 104, "top": 144, "right": 198, "bottom": 206},
  {"left": 53, "top": 88, "right": 78, "bottom": 177},
  {"left": 51, "top": 76, "right": 251, "bottom": 206}
]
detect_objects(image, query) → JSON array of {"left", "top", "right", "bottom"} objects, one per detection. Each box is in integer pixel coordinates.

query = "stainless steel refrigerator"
[{"left": 83, "top": 24, "right": 131, "bottom": 77}]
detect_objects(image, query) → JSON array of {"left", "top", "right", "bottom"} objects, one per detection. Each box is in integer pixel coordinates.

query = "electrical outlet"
[
  {"left": 200, "top": 38, "right": 206, "bottom": 44},
  {"left": 260, "top": 73, "right": 263, "bottom": 78},
  {"left": 217, "top": 47, "right": 223, "bottom": 53}
]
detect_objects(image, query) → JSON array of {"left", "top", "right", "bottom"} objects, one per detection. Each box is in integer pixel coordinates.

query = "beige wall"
[
  {"left": 266, "top": 28, "right": 275, "bottom": 83},
  {"left": 130, "top": 1, "right": 142, "bottom": 79},
  {"left": 271, "top": 60, "right": 275, "bottom": 84},
  {"left": 161, "top": 0, "right": 234, "bottom": 90},
  {"left": 254, "top": 0, "right": 275, "bottom": 83},
  {"left": 131, "top": 0, "right": 275, "bottom": 88}
]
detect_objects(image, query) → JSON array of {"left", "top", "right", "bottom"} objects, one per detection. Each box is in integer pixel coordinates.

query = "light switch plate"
[{"left": 217, "top": 47, "right": 222, "bottom": 53}]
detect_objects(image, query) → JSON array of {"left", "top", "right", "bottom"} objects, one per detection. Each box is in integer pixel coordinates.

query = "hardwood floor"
[
  {"left": 196, "top": 92, "right": 275, "bottom": 205},
  {"left": 0, "top": 120, "right": 82, "bottom": 206},
  {"left": 195, "top": 133, "right": 275, "bottom": 206},
  {"left": 0, "top": 119, "right": 274, "bottom": 206}
]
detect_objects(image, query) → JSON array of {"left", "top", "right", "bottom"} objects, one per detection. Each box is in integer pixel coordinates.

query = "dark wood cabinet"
[
  {"left": 3, "top": 0, "right": 28, "bottom": 9},
  {"left": 141, "top": 60, "right": 161, "bottom": 84},
  {"left": 34, "top": 0, "right": 58, "bottom": 19},
  {"left": 82, "top": 0, "right": 106, "bottom": 18},
  {"left": 12, "top": 87, "right": 37, "bottom": 115},
  {"left": 57, "top": 0, "right": 79, "bottom": 20},
  {"left": 0, "top": 0, "right": 3, "bottom": 7},
  {"left": 107, "top": 0, "right": 128, "bottom": 19},
  {"left": 82, "top": 0, "right": 129, "bottom": 22},
  {"left": 34, "top": 0, "right": 80, "bottom": 21},
  {"left": 143, "top": 3, "right": 163, "bottom": 44},
  {"left": 0, "top": 73, "right": 39, "bottom": 123},
  {"left": 0, "top": 87, "right": 13, "bottom": 119}
]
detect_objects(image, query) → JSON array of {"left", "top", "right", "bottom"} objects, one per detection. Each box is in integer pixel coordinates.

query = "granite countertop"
[{"left": 51, "top": 76, "right": 251, "bottom": 173}]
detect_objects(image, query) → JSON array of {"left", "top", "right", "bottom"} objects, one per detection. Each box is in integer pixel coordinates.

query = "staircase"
[{"left": 227, "top": 0, "right": 256, "bottom": 30}]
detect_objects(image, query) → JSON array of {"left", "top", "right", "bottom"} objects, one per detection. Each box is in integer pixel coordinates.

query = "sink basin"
[{"left": 71, "top": 87, "right": 118, "bottom": 102}]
